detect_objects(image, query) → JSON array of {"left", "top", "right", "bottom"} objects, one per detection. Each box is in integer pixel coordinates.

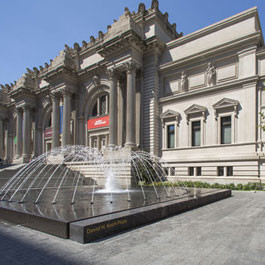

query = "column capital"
[
  {"left": 15, "top": 106, "right": 23, "bottom": 113},
  {"left": 22, "top": 104, "right": 32, "bottom": 112},
  {"left": 61, "top": 88, "right": 72, "bottom": 97},
  {"left": 50, "top": 91, "right": 60, "bottom": 101},
  {"left": 124, "top": 60, "right": 140, "bottom": 74},
  {"left": 107, "top": 67, "right": 119, "bottom": 81}
]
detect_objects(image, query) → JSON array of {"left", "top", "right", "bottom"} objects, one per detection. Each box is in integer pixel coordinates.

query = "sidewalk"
[{"left": 0, "top": 191, "right": 264, "bottom": 265}]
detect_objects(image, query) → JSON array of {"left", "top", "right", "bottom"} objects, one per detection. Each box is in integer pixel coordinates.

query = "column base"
[
  {"left": 22, "top": 154, "right": 31, "bottom": 163},
  {"left": 108, "top": 144, "right": 117, "bottom": 149},
  {"left": 125, "top": 142, "right": 136, "bottom": 148},
  {"left": 13, "top": 157, "right": 23, "bottom": 164}
]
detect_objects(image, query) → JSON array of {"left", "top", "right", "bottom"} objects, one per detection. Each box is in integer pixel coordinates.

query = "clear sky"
[{"left": 0, "top": 0, "right": 264, "bottom": 85}]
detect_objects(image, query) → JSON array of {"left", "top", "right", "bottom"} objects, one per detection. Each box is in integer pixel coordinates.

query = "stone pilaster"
[
  {"left": 0, "top": 118, "right": 4, "bottom": 158},
  {"left": 125, "top": 61, "right": 137, "bottom": 148},
  {"left": 51, "top": 93, "right": 60, "bottom": 148},
  {"left": 62, "top": 90, "right": 71, "bottom": 146},
  {"left": 5, "top": 129, "right": 12, "bottom": 163},
  {"left": 78, "top": 116, "right": 85, "bottom": 145},
  {"left": 108, "top": 68, "right": 118, "bottom": 147},
  {"left": 22, "top": 105, "right": 32, "bottom": 163},
  {"left": 16, "top": 108, "right": 23, "bottom": 159},
  {"left": 35, "top": 126, "right": 43, "bottom": 157}
]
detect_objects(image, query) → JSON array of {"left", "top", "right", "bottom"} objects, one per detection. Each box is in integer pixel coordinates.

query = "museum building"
[{"left": 1, "top": 0, "right": 265, "bottom": 183}]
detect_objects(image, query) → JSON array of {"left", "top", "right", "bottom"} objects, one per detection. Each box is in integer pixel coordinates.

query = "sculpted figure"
[
  {"left": 93, "top": 75, "right": 100, "bottom": 87},
  {"left": 151, "top": 0, "right": 159, "bottom": 10},
  {"left": 180, "top": 71, "right": 187, "bottom": 91},
  {"left": 206, "top": 62, "right": 216, "bottom": 86},
  {"left": 138, "top": 3, "right": 146, "bottom": 15}
]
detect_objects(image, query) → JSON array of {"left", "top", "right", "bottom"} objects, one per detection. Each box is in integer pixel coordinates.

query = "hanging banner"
[{"left": 87, "top": 116, "right": 109, "bottom": 130}]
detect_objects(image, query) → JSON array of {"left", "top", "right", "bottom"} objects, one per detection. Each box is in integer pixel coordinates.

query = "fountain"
[{"left": 0, "top": 146, "right": 231, "bottom": 243}]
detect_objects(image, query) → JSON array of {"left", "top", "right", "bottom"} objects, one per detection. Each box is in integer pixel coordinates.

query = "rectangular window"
[
  {"left": 188, "top": 167, "right": 194, "bottom": 176},
  {"left": 192, "top": 121, "right": 201, "bottom": 146},
  {"left": 217, "top": 166, "right": 224, "bottom": 176},
  {"left": 196, "top": 167, "right": 202, "bottom": 176},
  {"left": 167, "top": 125, "right": 175, "bottom": 148},
  {"left": 227, "top": 166, "right": 233, "bottom": 176},
  {"left": 221, "top": 116, "right": 231, "bottom": 144}
]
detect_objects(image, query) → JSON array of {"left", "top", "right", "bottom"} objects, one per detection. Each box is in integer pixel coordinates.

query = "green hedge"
[{"left": 145, "top": 181, "right": 264, "bottom": 191}]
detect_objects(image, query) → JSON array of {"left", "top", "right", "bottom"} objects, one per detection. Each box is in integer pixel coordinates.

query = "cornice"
[
  {"left": 166, "top": 7, "right": 259, "bottom": 49},
  {"left": 77, "top": 63, "right": 107, "bottom": 81},
  {"left": 159, "top": 75, "right": 259, "bottom": 104},
  {"left": 44, "top": 65, "right": 77, "bottom": 84},
  {"left": 160, "top": 32, "right": 261, "bottom": 73},
  {"left": 96, "top": 30, "right": 144, "bottom": 58}
]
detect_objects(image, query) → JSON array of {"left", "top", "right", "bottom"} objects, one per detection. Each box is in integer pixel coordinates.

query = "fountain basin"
[{"left": 0, "top": 187, "right": 231, "bottom": 242}]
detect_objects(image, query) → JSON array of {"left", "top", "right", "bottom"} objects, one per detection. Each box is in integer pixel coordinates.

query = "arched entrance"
[{"left": 85, "top": 88, "right": 110, "bottom": 150}]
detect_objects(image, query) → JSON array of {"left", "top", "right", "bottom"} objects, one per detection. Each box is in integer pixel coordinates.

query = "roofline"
[{"left": 167, "top": 7, "right": 263, "bottom": 49}]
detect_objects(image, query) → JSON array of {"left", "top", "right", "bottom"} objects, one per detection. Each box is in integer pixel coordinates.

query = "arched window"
[
  {"left": 91, "top": 94, "right": 108, "bottom": 117},
  {"left": 92, "top": 102, "right": 98, "bottom": 117},
  {"left": 48, "top": 117, "right": 52, "bottom": 127}
]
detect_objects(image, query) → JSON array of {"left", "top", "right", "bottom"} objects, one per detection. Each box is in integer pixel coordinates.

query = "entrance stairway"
[{"left": 65, "top": 161, "right": 133, "bottom": 187}]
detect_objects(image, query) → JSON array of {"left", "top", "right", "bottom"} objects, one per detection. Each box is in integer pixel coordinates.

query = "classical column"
[
  {"left": 16, "top": 108, "right": 23, "bottom": 159},
  {"left": 51, "top": 94, "right": 60, "bottom": 148},
  {"left": 35, "top": 126, "right": 43, "bottom": 157},
  {"left": 108, "top": 68, "right": 118, "bottom": 147},
  {"left": 5, "top": 128, "right": 11, "bottom": 162},
  {"left": 125, "top": 61, "right": 137, "bottom": 147},
  {"left": 0, "top": 118, "right": 4, "bottom": 158},
  {"left": 62, "top": 90, "right": 71, "bottom": 146},
  {"left": 22, "top": 105, "right": 31, "bottom": 163},
  {"left": 78, "top": 116, "right": 85, "bottom": 146}
]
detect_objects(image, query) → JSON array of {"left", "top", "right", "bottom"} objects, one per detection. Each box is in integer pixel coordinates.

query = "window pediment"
[
  {"left": 160, "top": 109, "right": 180, "bottom": 120},
  {"left": 213, "top": 98, "right": 239, "bottom": 110},
  {"left": 213, "top": 98, "right": 239, "bottom": 118},
  {"left": 184, "top": 104, "right": 207, "bottom": 116},
  {"left": 184, "top": 104, "right": 207, "bottom": 122}
]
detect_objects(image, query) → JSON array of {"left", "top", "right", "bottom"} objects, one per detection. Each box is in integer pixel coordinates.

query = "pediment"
[
  {"left": 213, "top": 98, "right": 239, "bottom": 110},
  {"left": 160, "top": 109, "right": 180, "bottom": 119},
  {"left": 184, "top": 104, "right": 207, "bottom": 115}
]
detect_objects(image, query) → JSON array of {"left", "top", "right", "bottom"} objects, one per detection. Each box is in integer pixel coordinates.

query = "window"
[
  {"left": 92, "top": 95, "right": 108, "bottom": 117},
  {"left": 196, "top": 167, "right": 202, "bottom": 176},
  {"left": 92, "top": 102, "right": 98, "bottom": 117},
  {"left": 100, "top": 95, "right": 107, "bottom": 115},
  {"left": 167, "top": 125, "right": 175, "bottom": 148},
  {"left": 227, "top": 166, "right": 233, "bottom": 176},
  {"left": 192, "top": 121, "right": 201, "bottom": 146},
  {"left": 217, "top": 166, "right": 224, "bottom": 176},
  {"left": 188, "top": 167, "right": 194, "bottom": 176},
  {"left": 221, "top": 116, "right": 231, "bottom": 144}
]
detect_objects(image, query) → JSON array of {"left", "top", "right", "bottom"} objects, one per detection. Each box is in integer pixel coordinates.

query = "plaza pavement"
[{"left": 0, "top": 191, "right": 264, "bottom": 265}]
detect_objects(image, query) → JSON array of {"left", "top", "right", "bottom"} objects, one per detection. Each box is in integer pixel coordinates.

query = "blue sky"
[{"left": 0, "top": 0, "right": 264, "bottom": 85}]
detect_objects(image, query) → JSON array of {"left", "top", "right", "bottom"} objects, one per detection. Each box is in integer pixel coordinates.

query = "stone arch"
[
  {"left": 78, "top": 79, "right": 110, "bottom": 146},
  {"left": 84, "top": 86, "right": 109, "bottom": 120},
  {"left": 79, "top": 78, "right": 110, "bottom": 117}
]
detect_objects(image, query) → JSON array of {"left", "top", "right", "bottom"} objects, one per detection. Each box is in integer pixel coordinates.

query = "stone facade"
[{"left": 1, "top": 1, "right": 265, "bottom": 183}]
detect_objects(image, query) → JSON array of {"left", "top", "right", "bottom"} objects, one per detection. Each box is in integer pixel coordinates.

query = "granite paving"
[{"left": 0, "top": 191, "right": 264, "bottom": 265}]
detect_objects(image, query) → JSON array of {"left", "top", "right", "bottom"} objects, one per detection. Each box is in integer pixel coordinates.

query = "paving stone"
[{"left": 0, "top": 191, "right": 265, "bottom": 264}]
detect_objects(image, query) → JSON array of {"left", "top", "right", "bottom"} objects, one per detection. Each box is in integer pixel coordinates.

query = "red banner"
[
  {"left": 87, "top": 116, "right": 109, "bottom": 130},
  {"left": 44, "top": 128, "right": 52, "bottom": 139}
]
